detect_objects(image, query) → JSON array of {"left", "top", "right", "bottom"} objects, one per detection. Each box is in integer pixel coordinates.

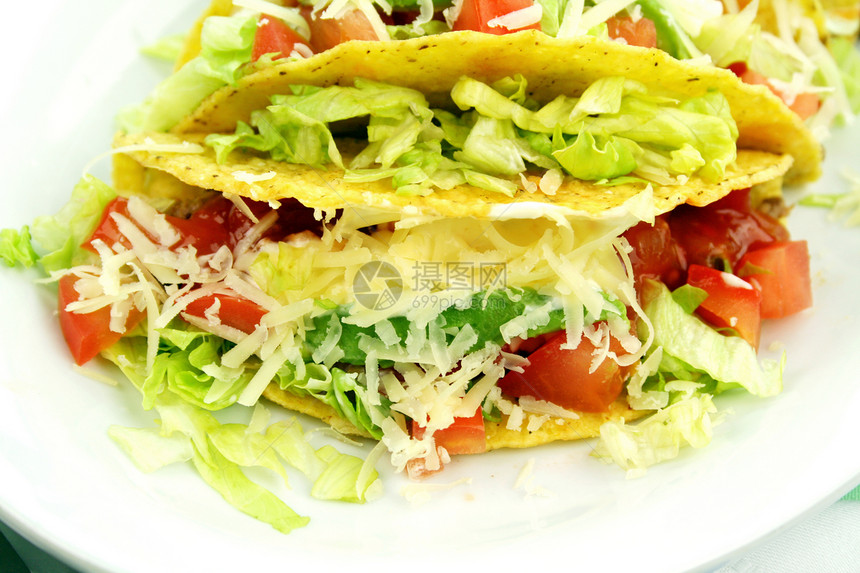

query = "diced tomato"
[
  {"left": 405, "top": 448, "right": 447, "bottom": 480},
  {"left": 172, "top": 207, "right": 232, "bottom": 257},
  {"left": 86, "top": 197, "right": 230, "bottom": 257},
  {"left": 182, "top": 292, "right": 268, "bottom": 335},
  {"left": 737, "top": 241, "right": 813, "bottom": 319},
  {"left": 784, "top": 92, "right": 821, "bottom": 121},
  {"left": 623, "top": 215, "right": 686, "bottom": 290},
  {"left": 606, "top": 16, "right": 657, "bottom": 48},
  {"left": 452, "top": 0, "right": 542, "bottom": 34},
  {"left": 498, "top": 329, "right": 631, "bottom": 413},
  {"left": 301, "top": 6, "right": 379, "bottom": 53},
  {"left": 57, "top": 274, "right": 145, "bottom": 365},
  {"left": 252, "top": 14, "right": 311, "bottom": 62},
  {"left": 411, "top": 407, "right": 487, "bottom": 455},
  {"left": 85, "top": 196, "right": 322, "bottom": 261},
  {"left": 503, "top": 331, "right": 556, "bottom": 355},
  {"left": 686, "top": 264, "right": 762, "bottom": 348},
  {"left": 407, "top": 407, "right": 486, "bottom": 479},
  {"left": 728, "top": 62, "right": 820, "bottom": 120},
  {"left": 668, "top": 188, "right": 789, "bottom": 272},
  {"left": 86, "top": 197, "right": 133, "bottom": 253}
]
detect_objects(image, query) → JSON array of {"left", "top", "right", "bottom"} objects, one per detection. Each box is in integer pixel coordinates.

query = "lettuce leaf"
[
  {"left": 118, "top": 14, "right": 257, "bottom": 133},
  {"left": 641, "top": 281, "right": 783, "bottom": 397},
  {"left": 26, "top": 175, "right": 116, "bottom": 273},
  {"left": 107, "top": 390, "right": 380, "bottom": 533},
  {"left": 0, "top": 226, "right": 38, "bottom": 268},
  {"left": 831, "top": 37, "right": 860, "bottom": 115},
  {"left": 107, "top": 426, "right": 193, "bottom": 473},
  {"left": 594, "top": 393, "right": 720, "bottom": 471},
  {"left": 204, "top": 75, "right": 740, "bottom": 191},
  {"left": 192, "top": 440, "right": 310, "bottom": 534}
]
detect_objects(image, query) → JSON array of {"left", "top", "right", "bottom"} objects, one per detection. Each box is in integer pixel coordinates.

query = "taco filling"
[{"left": 8, "top": 169, "right": 806, "bottom": 478}]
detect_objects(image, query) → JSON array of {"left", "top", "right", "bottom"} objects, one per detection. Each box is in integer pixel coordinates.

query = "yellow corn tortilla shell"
[
  {"left": 113, "top": 152, "right": 210, "bottom": 205},
  {"left": 114, "top": 131, "right": 793, "bottom": 220},
  {"left": 262, "top": 383, "right": 647, "bottom": 449},
  {"left": 171, "top": 30, "right": 820, "bottom": 184}
]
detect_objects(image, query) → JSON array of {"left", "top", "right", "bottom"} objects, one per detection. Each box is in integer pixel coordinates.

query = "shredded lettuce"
[
  {"left": 107, "top": 426, "right": 194, "bottom": 473},
  {"left": 594, "top": 393, "right": 721, "bottom": 471},
  {"left": 146, "top": 328, "right": 252, "bottom": 411},
  {"left": 119, "top": 13, "right": 258, "bottom": 133},
  {"left": 140, "top": 33, "right": 187, "bottom": 63},
  {"left": 831, "top": 37, "right": 860, "bottom": 115},
  {"left": 0, "top": 226, "right": 38, "bottom": 268},
  {"left": 799, "top": 172, "right": 860, "bottom": 226},
  {"left": 21, "top": 175, "right": 117, "bottom": 273},
  {"left": 106, "top": 384, "right": 380, "bottom": 533},
  {"left": 641, "top": 281, "right": 783, "bottom": 397},
  {"left": 636, "top": 0, "right": 700, "bottom": 59},
  {"left": 206, "top": 75, "right": 739, "bottom": 192},
  {"left": 192, "top": 440, "right": 311, "bottom": 534}
]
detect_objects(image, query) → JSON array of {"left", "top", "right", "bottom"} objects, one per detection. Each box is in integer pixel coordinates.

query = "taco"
[
  {"left": 98, "top": 13, "right": 816, "bottom": 479},
  {"left": 101, "top": 138, "right": 798, "bottom": 473},
  {"left": 118, "top": 0, "right": 856, "bottom": 182}
]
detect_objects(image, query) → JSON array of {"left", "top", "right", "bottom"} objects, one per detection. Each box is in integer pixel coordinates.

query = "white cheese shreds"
[
  {"left": 487, "top": 4, "right": 543, "bottom": 30},
  {"left": 237, "top": 345, "right": 290, "bottom": 406},
  {"left": 506, "top": 404, "right": 525, "bottom": 431},
  {"left": 127, "top": 196, "right": 180, "bottom": 248},
  {"left": 231, "top": 170, "right": 277, "bottom": 185},
  {"left": 518, "top": 396, "right": 581, "bottom": 420},
  {"left": 539, "top": 168, "right": 563, "bottom": 195},
  {"left": 233, "top": 0, "right": 311, "bottom": 38},
  {"left": 222, "top": 326, "right": 270, "bottom": 369}
]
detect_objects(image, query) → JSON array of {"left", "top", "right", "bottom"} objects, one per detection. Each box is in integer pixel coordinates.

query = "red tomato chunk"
[
  {"left": 57, "top": 274, "right": 145, "bottom": 365},
  {"left": 666, "top": 188, "right": 789, "bottom": 273},
  {"left": 301, "top": 6, "right": 380, "bottom": 53},
  {"left": 606, "top": 16, "right": 657, "bottom": 48},
  {"left": 452, "top": 0, "right": 542, "bottom": 34},
  {"left": 686, "top": 264, "right": 762, "bottom": 349},
  {"left": 738, "top": 241, "right": 813, "bottom": 319},
  {"left": 252, "top": 14, "right": 311, "bottom": 62},
  {"left": 411, "top": 407, "right": 487, "bottom": 455},
  {"left": 498, "top": 329, "right": 631, "bottom": 413},
  {"left": 183, "top": 292, "right": 268, "bottom": 335}
]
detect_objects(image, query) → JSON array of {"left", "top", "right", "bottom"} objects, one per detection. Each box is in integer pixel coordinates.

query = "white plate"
[{"left": 1, "top": 3, "right": 859, "bottom": 572}]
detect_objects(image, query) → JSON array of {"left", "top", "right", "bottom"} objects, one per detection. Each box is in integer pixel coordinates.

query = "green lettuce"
[
  {"left": 107, "top": 388, "right": 381, "bottom": 533},
  {"left": 831, "top": 37, "right": 860, "bottom": 115},
  {"left": 20, "top": 175, "right": 117, "bottom": 273},
  {"left": 204, "top": 75, "right": 740, "bottom": 192},
  {"left": 641, "top": 281, "right": 783, "bottom": 397},
  {"left": 144, "top": 327, "right": 251, "bottom": 411},
  {"left": 119, "top": 13, "right": 257, "bottom": 133},
  {"left": 0, "top": 227, "right": 38, "bottom": 268},
  {"left": 594, "top": 393, "right": 720, "bottom": 471},
  {"left": 140, "top": 33, "right": 187, "bottom": 63}
]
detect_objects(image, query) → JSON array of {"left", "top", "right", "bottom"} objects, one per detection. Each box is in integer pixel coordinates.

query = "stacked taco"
[{"left": 2, "top": 0, "right": 831, "bottom": 530}]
